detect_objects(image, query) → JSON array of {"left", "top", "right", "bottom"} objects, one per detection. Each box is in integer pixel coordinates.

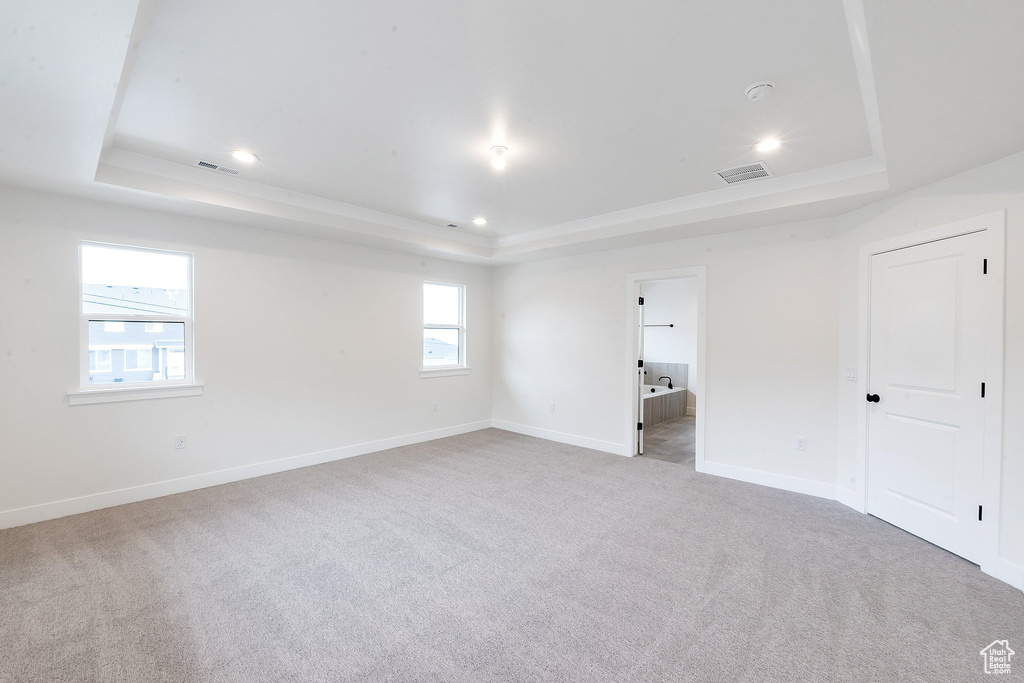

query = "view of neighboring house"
[
  {"left": 83, "top": 284, "right": 187, "bottom": 384},
  {"left": 86, "top": 320, "right": 185, "bottom": 384}
]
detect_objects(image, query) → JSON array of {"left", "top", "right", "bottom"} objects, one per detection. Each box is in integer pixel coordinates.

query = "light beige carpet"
[{"left": 1, "top": 428, "right": 1021, "bottom": 682}]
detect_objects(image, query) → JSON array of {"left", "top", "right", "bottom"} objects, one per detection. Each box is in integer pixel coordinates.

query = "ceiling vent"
[
  {"left": 715, "top": 161, "right": 773, "bottom": 185},
  {"left": 445, "top": 223, "right": 468, "bottom": 231},
  {"left": 193, "top": 159, "right": 240, "bottom": 175}
]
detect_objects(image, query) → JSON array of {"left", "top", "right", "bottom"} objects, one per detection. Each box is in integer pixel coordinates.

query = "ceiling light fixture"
[
  {"left": 472, "top": 217, "right": 488, "bottom": 226},
  {"left": 490, "top": 145, "right": 508, "bottom": 170},
  {"left": 230, "top": 150, "right": 259, "bottom": 163},
  {"left": 754, "top": 138, "right": 781, "bottom": 153}
]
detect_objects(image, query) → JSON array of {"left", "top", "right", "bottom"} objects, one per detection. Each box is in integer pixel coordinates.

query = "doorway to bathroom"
[{"left": 627, "top": 267, "right": 706, "bottom": 468}]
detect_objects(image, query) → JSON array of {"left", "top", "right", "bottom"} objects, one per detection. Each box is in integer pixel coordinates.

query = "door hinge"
[
  {"left": 979, "top": 505, "right": 983, "bottom": 521},
  {"left": 983, "top": 258, "right": 988, "bottom": 275},
  {"left": 981, "top": 382, "right": 986, "bottom": 398},
  {"left": 638, "top": 359, "right": 644, "bottom": 368},
  {"left": 637, "top": 422, "right": 643, "bottom": 431},
  {"left": 638, "top": 296, "right": 644, "bottom": 305}
]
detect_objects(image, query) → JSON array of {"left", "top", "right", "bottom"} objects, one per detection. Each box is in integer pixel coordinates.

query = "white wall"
[
  {"left": 492, "top": 221, "right": 841, "bottom": 486},
  {"left": 0, "top": 185, "right": 492, "bottom": 524},
  {"left": 641, "top": 278, "right": 698, "bottom": 410}
]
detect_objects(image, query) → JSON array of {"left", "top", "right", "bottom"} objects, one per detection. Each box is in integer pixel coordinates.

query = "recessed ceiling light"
[
  {"left": 490, "top": 145, "right": 508, "bottom": 170},
  {"left": 754, "top": 138, "right": 781, "bottom": 153},
  {"left": 472, "top": 217, "right": 488, "bottom": 226},
  {"left": 230, "top": 150, "right": 259, "bottom": 163}
]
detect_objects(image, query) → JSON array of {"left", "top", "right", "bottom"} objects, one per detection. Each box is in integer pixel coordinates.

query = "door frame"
[
  {"left": 625, "top": 267, "right": 707, "bottom": 470},
  {"left": 854, "top": 211, "right": 1005, "bottom": 572}
]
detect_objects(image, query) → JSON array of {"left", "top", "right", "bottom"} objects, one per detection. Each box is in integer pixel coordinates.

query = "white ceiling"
[{"left": 2, "top": 0, "right": 1023, "bottom": 262}]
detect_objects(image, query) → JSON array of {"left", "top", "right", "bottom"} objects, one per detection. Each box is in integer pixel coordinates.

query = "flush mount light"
[
  {"left": 472, "top": 217, "right": 488, "bottom": 226},
  {"left": 754, "top": 138, "right": 781, "bottom": 153},
  {"left": 230, "top": 150, "right": 259, "bottom": 163},
  {"left": 490, "top": 145, "right": 508, "bottom": 170}
]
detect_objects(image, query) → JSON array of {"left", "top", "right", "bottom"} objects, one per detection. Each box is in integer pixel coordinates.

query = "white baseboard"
[
  {"left": 983, "top": 557, "right": 1024, "bottom": 593},
  {"left": 701, "top": 460, "right": 837, "bottom": 501},
  {"left": 491, "top": 420, "right": 630, "bottom": 456},
  {"left": 0, "top": 420, "right": 493, "bottom": 530},
  {"left": 834, "top": 487, "right": 866, "bottom": 513}
]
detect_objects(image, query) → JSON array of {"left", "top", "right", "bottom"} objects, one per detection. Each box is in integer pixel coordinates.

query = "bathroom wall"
[
  {"left": 642, "top": 278, "right": 698, "bottom": 412},
  {"left": 642, "top": 361, "right": 687, "bottom": 391}
]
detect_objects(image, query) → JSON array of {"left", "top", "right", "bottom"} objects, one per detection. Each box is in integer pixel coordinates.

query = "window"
[
  {"left": 124, "top": 348, "right": 153, "bottom": 371},
  {"left": 79, "top": 242, "right": 193, "bottom": 389},
  {"left": 422, "top": 282, "right": 466, "bottom": 371},
  {"left": 89, "top": 349, "right": 112, "bottom": 373}
]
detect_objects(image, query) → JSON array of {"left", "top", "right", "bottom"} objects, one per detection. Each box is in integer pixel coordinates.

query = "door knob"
[{"left": 866, "top": 393, "right": 880, "bottom": 403}]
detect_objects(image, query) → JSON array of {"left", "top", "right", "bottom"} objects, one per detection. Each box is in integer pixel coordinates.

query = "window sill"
[
  {"left": 68, "top": 383, "right": 204, "bottom": 406},
  {"left": 419, "top": 367, "right": 471, "bottom": 378}
]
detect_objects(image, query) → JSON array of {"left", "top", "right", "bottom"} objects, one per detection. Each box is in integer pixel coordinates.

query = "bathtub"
[
  {"left": 641, "top": 384, "right": 687, "bottom": 427},
  {"left": 642, "top": 384, "right": 684, "bottom": 398}
]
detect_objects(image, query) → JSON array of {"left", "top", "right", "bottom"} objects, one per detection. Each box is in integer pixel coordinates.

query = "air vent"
[
  {"left": 716, "top": 161, "right": 773, "bottom": 184},
  {"left": 193, "top": 160, "right": 241, "bottom": 175},
  {"left": 445, "top": 223, "right": 468, "bottom": 231}
]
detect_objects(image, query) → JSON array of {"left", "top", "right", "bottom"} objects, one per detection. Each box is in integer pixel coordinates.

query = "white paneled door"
[{"left": 867, "top": 231, "right": 989, "bottom": 564}]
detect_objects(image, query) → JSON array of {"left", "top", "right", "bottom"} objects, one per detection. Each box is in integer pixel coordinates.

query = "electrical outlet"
[
  {"left": 845, "top": 367, "right": 858, "bottom": 381},
  {"left": 431, "top": 400, "right": 438, "bottom": 412},
  {"left": 174, "top": 435, "right": 186, "bottom": 450},
  {"left": 549, "top": 402, "right": 556, "bottom": 412},
  {"left": 795, "top": 437, "right": 806, "bottom": 451}
]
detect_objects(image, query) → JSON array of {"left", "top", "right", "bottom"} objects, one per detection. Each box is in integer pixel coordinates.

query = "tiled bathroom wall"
[{"left": 642, "top": 362, "right": 687, "bottom": 391}]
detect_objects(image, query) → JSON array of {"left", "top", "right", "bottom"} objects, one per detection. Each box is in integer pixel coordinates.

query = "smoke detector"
[
  {"left": 745, "top": 81, "right": 775, "bottom": 102},
  {"left": 490, "top": 145, "right": 508, "bottom": 170}
]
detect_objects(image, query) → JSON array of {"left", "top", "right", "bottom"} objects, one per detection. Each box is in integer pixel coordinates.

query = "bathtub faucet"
[{"left": 659, "top": 376, "right": 673, "bottom": 389}]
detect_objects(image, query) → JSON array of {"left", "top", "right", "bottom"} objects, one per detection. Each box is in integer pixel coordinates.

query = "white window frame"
[
  {"left": 420, "top": 281, "right": 469, "bottom": 377},
  {"left": 70, "top": 241, "right": 202, "bottom": 405}
]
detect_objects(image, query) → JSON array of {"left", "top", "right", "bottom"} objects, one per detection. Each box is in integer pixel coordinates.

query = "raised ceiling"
[
  {"left": 112, "top": 0, "right": 872, "bottom": 235},
  {"left": 3, "top": 0, "right": 1024, "bottom": 262}
]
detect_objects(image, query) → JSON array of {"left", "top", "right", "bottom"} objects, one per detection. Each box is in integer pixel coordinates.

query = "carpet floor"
[{"left": 1, "top": 429, "right": 1021, "bottom": 682}]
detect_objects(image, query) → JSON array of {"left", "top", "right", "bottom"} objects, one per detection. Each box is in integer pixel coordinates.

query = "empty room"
[{"left": 2, "top": 0, "right": 1023, "bottom": 681}]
